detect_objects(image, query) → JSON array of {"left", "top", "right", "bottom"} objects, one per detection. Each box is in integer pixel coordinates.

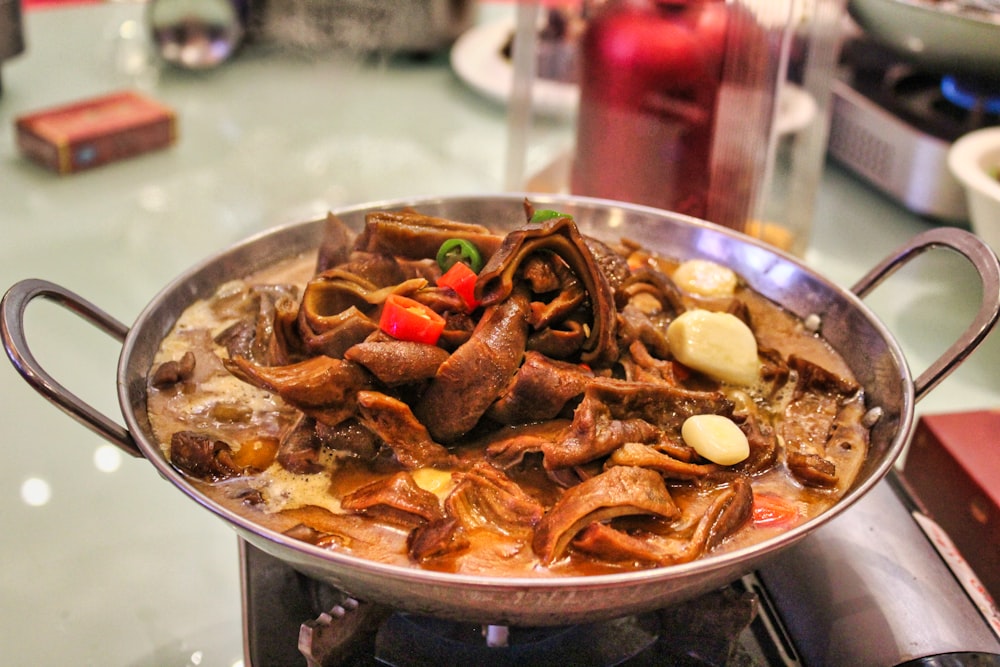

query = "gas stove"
[
  {"left": 827, "top": 36, "right": 1000, "bottom": 222},
  {"left": 237, "top": 472, "right": 1000, "bottom": 667}
]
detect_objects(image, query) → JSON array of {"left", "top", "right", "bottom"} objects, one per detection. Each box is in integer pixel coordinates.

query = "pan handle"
[
  {"left": 851, "top": 227, "right": 1000, "bottom": 403},
  {"left": 1, "top": 279, "right": 142, "bottom": 458}
]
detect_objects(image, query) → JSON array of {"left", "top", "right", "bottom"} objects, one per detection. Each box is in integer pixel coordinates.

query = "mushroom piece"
[
  {"left": 408, "top": 517, "right": 470, "bottom": 562},
  {"left": 169, "top": 430, "right": 242, "bottom": 481},
  {"left": 276, "top": 415, "right": 325, "bottom": 474},
  {"left": 151, "top": 350, "right": 196, "bottom": 388}
]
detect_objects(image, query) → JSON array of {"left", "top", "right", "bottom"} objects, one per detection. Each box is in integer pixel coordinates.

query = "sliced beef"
[
  {"left": 266, "top": 295, "right": 305, "bottom": 366},
  {"left": 571, "top": 522, "right": 670, "bottom": 565},
  {"left": 475, "top": 215, "right": 618, "bottom": 365},
  {"left": 787, "top": 452, "right": 838, "bottom": 488},
  {"left": 297, "top": 270, "right": 425, "bottom": 358},
  {"left": 543, "top": 379, "right": 733, "bottom": 470},
  {"left": 575, "top": 474, "right": 753, "bottom": 566},
  {"left": 211, "top": 284, "right": 299, "bottom": 364},
  {"left": 414, "top": 286, "right": 532, "bottom": 443},
  {"left": 355, "top": 391, "right": 454, "bottom": 469},
  {"left": 444, "top": 462, "right": 545, "bottom": 538},
  {"left": 699, "top": 474, "right": 755, "bottom": 550},
  {"left": 224, "top": 355, "right": 371, "bottom": 427},
  {"left": 621, "top": 266, "right": 686, "bottom": 318},
  {"left": 605, "top": 442, "right": 719, "bottom": 481},
  {"left": 341, "top": 471, "right": 444, "bottom": 527},
  {"left": 279, "top": 505, "right": 409, "bottom": 554},
  {"left": 584, "top": 236, "right": 633, "bottom": 300},
  {"left": 822, "top": 392, "right": 870, "bottom": 495},
  {"left": 781, "top": 356, "right": 866, "bottom": 489},
  {"left": 486, "top": 351, "right": 592, "bottom": 425},
  {"left": 354, "top": 210, "right": 504, "bottom": 263},
  {"left": 315, "top": 212, "right": 356, "bottom": 273},
  {"left": 482, "top": 420, "right": 571, "bottom": 469},
  {"left": 214, "top": 320, "right": 256, "bottom": 363},
  {"left": 531, "top": 465, "right": 679, "bottom": 564},
  {"left": 333, "top": 251, "right": 410, "bottom": 289},
  {"left": 344, "top": 339, "right": 450, "bottom": 386},
  {"left": 299, "top": 306, "right": 380, "bottom": 359},
  {"left": 525, "top": 319, "right": 587, "bottom": 359},
  {"left": 525, "top": 258, "right": 586, "bottom": 330},
  {"left": 789, "top": 354, "right": 859, "bottom": 397},
  {"left": 733, "top": 407, "right": 779, "bottom": 475}
]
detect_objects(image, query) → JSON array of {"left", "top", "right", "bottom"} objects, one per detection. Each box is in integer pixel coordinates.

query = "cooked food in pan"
[{"left": 147, "top": 202, "right": 870, "bottom": 576}]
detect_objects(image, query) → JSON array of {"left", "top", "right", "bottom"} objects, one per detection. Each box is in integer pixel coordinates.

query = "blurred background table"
[{"left": 1, "top": 2, "right": 996, "bottom": 665}]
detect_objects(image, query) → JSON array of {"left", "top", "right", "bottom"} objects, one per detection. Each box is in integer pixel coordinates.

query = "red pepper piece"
[
  {"left": 379, "top": 294, "right": 446, "bottom": 345},
  {"left": 751, "top": 493, "right": 801, "bottom": 530},
  {"left": 437, "top": 261, "right": 480, "bottom": 311}
]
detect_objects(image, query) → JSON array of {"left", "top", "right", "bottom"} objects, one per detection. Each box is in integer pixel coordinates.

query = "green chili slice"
[
  {"left": 436, "top": 238, "right": 483, "bottom": 273},
  {"left": 529, "top": 209, "right": 573, "bottom": 223}
]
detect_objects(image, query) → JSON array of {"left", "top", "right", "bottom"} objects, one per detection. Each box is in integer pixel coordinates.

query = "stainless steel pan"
[{"left": 4, "top": 194, "right": 999, "bottom": 627}]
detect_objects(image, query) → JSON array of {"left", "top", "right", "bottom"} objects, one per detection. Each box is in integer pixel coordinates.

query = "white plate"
[
  {"left": 450, "top": 19, "right": 817, "bottom": 135},
  {"left": 450, "top": 19, "right": 579, "bottom": 119}
]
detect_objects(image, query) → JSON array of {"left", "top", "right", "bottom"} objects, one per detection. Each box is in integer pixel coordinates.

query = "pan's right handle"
[
  {"left": 1, "top": 279, "right": 143, "bottom": 458},
  {"left": 851, "top": 227, "right": 1000, "bottom": 403}
]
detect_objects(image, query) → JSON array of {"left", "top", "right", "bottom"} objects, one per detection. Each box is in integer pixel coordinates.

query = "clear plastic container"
[{"left": 516, "top": 0, "right": 848, "bottom": 257}]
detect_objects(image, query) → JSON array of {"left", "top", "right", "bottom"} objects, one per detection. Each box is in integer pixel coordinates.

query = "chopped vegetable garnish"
[
  {"left": 379, "top": 294, "right": 446, "bottom": 345},
  {"left": 437, "top": 260, "right": 480, "bottom": 311},
  {"left": 436, "top": 238, "right": 483, "bottom": 273},
  {"left": 529, "top": 209, "right": 573, "bottom": 223}
]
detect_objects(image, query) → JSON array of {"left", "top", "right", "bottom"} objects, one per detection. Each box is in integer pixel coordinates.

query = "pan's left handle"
[
  {"left": 851, "top": 227, "right": 1000, "bottom": 403},
  {"left": 1, "top": 279, "right": 143, "bottom": 458}
]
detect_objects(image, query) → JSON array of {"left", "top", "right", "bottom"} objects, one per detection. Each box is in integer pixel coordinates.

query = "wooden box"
[
  {"left": 15, "top": 90, "right": 176, "bottom": 174},
  {"left": 900, "top": 410, "right": 1000, "bottom": 602}
]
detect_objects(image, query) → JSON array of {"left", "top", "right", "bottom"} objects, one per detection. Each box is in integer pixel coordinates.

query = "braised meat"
[{"left": 147, "top": 202, "right": 873, "bottom": 577}]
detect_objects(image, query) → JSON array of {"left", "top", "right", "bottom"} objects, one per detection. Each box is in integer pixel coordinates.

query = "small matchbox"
[
  {"left": 899, "top": 409, "right": 1000, "bottom": 601},
  {"left": 15, "top": 90, "right": 177, "bottom": 174}
]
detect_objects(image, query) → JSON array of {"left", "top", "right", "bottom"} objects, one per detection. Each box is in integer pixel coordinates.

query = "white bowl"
[{"left": 949, "top": 127, "right": 1000, "bottom": 257}]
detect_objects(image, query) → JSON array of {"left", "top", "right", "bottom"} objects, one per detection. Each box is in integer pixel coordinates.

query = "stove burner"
[
  {"left": 240, "top": 540, "right": 790, "bottom": 667},
  {"left": 838, "top": 37, "right": 1000, "bottom": 142},
  {"left": 941, "top": 76, "right": 1000, "bottom": 116},
  {"left": 375, "top": 613, "right": 661, "bottom": 666}
]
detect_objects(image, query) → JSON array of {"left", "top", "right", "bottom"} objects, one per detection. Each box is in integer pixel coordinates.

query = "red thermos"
[{"left": 571, "top": 0, "right": 729, "bottom": 219}]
